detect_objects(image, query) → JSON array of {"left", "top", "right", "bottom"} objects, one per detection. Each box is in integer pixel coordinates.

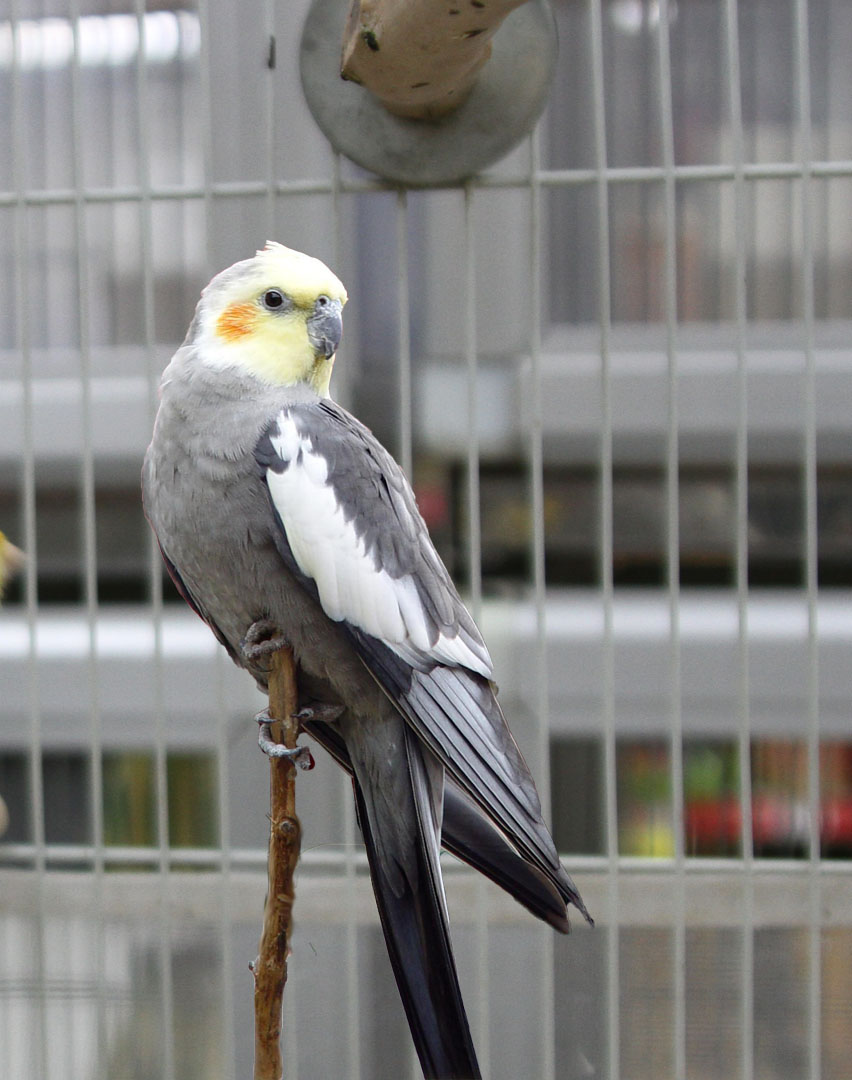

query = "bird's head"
[{"left": 189, "top": 242, "right": 348, "bottom": 396}]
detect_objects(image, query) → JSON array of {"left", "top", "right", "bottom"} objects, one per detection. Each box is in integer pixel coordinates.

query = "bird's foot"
[
  {"left": 293, "top": 703, "right": 345, "bottom": 725},
  {"left": 240, "top": 618, "right": 289, "bottom": 663},
  {"left": 255, "top": 709, "right": 315, "bottom": 770}
]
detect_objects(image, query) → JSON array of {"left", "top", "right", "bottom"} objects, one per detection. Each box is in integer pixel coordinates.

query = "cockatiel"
[{"left": 142, "top": 242, "right": 591, "bottom": 1080}]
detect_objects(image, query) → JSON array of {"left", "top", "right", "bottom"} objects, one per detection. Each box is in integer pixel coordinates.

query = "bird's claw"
[
  {"left": 241, "top": 618, "right": 289, "bottom": 663},
  {"left": 255, "top": 710, "right": 315, "bottom": 770}
]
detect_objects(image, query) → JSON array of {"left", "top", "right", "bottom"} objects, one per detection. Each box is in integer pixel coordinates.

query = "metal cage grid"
[{"left": 2, "top": 1, "right": 852, "bottom": 1078}]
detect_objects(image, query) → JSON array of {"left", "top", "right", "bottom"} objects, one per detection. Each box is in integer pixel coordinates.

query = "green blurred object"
[
  {"left": 101, "top": 750, "right": 219, "bottom": 850},
  {"left": 167, "top": 752, "right": 219, "bottom": 849},
  {"left": 103, "top": 752, "right": 156, "bottom": 847},
  {"left": 684, "top": 741, "right": 739, "bottom": 802},
  {"left": 617, "top": 741, "right": 674, "bottom": 857}
]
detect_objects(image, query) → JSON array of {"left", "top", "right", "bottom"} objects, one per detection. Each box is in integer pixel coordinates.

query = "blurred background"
[{"left": 1, "top": 1, "right": 851, "bottom": 1077}]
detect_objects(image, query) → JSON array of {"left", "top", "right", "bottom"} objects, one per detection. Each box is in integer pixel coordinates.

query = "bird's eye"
[{"left": 261, "top": 289, "right": 286, "bottom": 310}]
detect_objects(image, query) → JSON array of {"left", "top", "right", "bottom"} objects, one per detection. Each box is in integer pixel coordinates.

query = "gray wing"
[
  {"left": 255, "top": 399, "right": 591, "bottom": 923},
  {"left": 255, "top": 398, "right": 491, "bottom": 675}
]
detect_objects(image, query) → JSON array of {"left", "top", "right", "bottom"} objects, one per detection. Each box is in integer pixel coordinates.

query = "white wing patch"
[{"left": 267, "top": 413, "right": 491, "bottom": 677}]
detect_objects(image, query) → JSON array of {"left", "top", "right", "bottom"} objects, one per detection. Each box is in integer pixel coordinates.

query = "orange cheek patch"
[{"left": 216, "top": 302, "right": 257, "bottom": 341}]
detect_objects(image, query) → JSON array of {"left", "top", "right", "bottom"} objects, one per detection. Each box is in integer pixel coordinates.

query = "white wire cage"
[{"left": 1, "top": 1, "right": 852, "bottom": 1078}]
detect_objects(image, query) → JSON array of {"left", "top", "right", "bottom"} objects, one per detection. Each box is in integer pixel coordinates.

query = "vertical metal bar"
[
  {"left": 343, "top": 813, "right": 363, "bottom": 1080},
  {"left": 197, "top": 6, "right": 226, "bottom": 1074},
  {"left": 330, "top": 151, "right": 364, "bottom": 1080},
  {"left": 463, "top": 182, "right": 482, "bottom": 620},
  {"left": 151, "top": 3, "right": 219, "bottom": 1076},
  {"left": 396, "top": 190, "right": 413, "bottom": 479},
  {"left": 10, "top": 4, "right": 48, "bottom": 1075},
  {"left": 589, "top": 3, "right": 620, "bottom": 1078},
  {"left": 146, "top": 230, "right": 179, "bottom": 1080},
  {"left": 459, "top": 185, "right": 492, "bottom": 1080},
  {"left": 528, "top": 127, "right": 556, "bottom": 1080},
  {"left": 393, "top": 187, "right": 419, "bottom": 1080},
  {"left": 461, "top": 180, "right": 491, "bottom": 1072},
  {"left": 136, "top": 4, "right": 167, "bottom": 846},
  {"left": 70, "top": 2, "right": 104, "bottom": 861},
  {"left": 794, "top": 4, "right": 822, "bottom": 1080},
  {"left": 10, "top": 0, "right": 42, "bottom": 881},
  {"left": 655, "top": 4, "right": 685, "bottom": 1078},
  {"left": 724, "top": 4, "right": 755, "bottom": 1078},
  {"left": 264, "top": 0, "right": 277, "bottom": 234},
  {"left": 69, "top": 8, "right": 107, "bottom": 1078},
  {"left": 212, "top": 663, "right": 238, "bottom": 1080},
  {"left": 136, "top": 5, "right": 166, "bottom": 873},
  {"left": 197, "top": 0, "right": 215, "bottom": 280}
]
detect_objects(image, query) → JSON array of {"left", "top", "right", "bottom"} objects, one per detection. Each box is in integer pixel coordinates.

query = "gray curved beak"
[{"left": 307, "top": 296, "right": 343, "bottom": 359}]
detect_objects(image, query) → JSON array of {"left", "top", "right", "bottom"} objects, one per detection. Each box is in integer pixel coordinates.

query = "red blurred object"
[
  {"left": 686, "top": 793, "right": 852, "bottom": 854},
  {"left": 685, "top": 796, "right": 741, "bottom": 853},
  {"left": 821, "top": 797, "right": 852, "bottom": 849},
  {"left": 751, "top": 793, "right": 797, "bottom": 849},
  {"left": 414, "top": 485, "right": 449, "bottom": 530}
]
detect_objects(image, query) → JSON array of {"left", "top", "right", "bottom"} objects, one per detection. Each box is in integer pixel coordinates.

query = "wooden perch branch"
[
  {"left": 341, "top": 0, "right": 527, "bottom": 119},
  {"left": 253, "top": 644, "right": 302, "bottom": 1080}
]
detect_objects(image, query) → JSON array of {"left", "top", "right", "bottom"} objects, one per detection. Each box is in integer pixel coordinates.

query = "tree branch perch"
[{"left": 253, "top": 644, "right": 302, "bottom": 1080}]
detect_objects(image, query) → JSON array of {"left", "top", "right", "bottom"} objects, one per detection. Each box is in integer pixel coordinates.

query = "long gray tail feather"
[{"left": 352, "top": 727, "right": 481, "bottom": 1079}]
